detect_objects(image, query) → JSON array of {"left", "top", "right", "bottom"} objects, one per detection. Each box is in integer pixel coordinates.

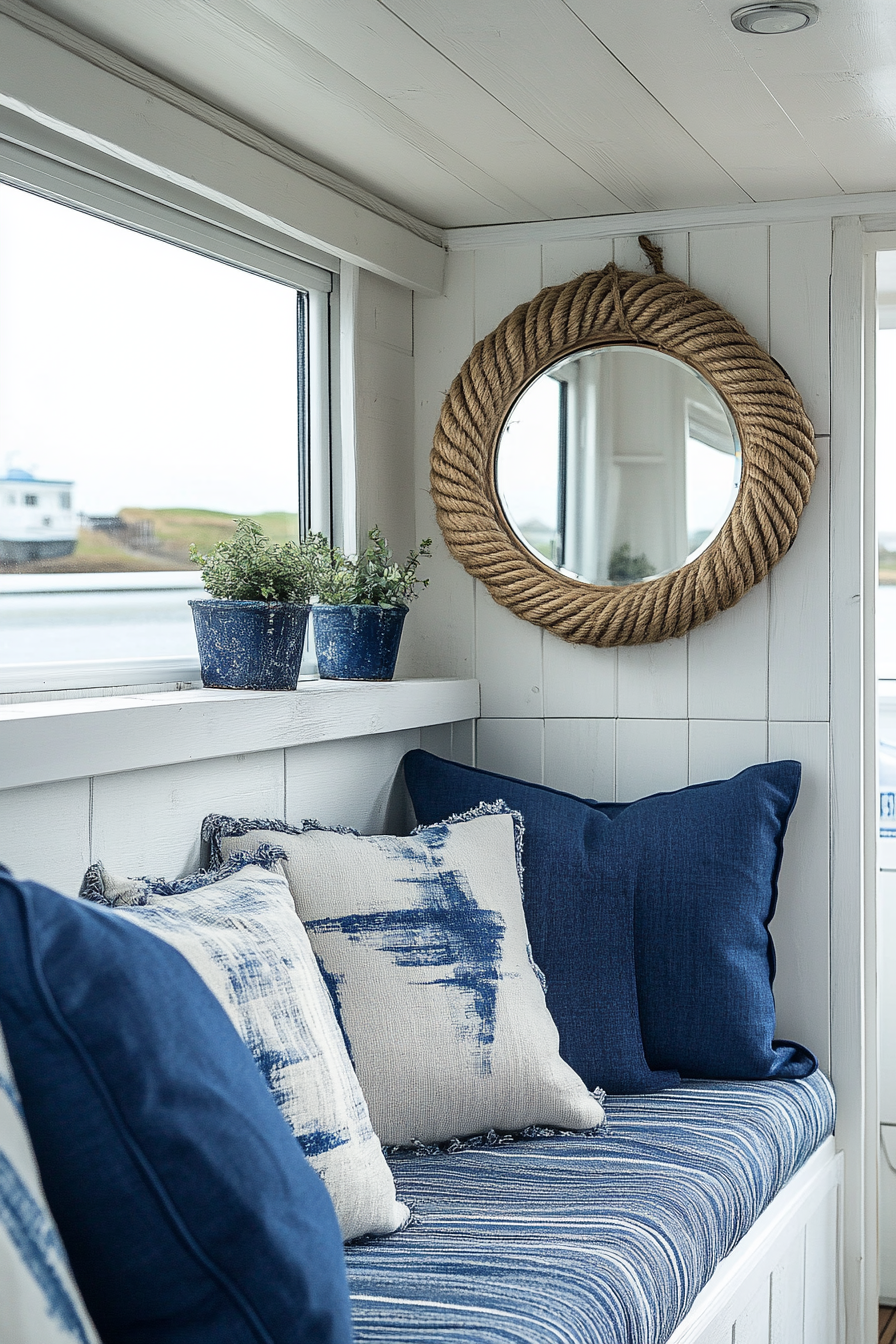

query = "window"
[{"left": 0, "top": 177, "right": 333, "bottom": 690}]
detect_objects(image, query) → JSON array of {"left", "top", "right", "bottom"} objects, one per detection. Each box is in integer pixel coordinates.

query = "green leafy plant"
[
  {"left": 607, "top": 542, "right": 654, "bottom": 586},
  {"left": 190, "top": 518, "right": 327, "bottom": 603},
  {"left": 314, "top": 526, "right": 432, "bottom": 608}
]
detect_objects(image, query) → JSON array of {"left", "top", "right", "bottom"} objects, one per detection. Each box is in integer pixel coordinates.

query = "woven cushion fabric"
[
  {"left": 345, "top": 1071, "right": 836, "bottom": 1344},
  {"left": 0, "top": 867, "right": 352, "bottom": 1344},
  {"left": 0, "top": 1021, "right": 99, "bottom": 1344},
  {"left": 402, "top": 751, "right": 676, "bottom": 1094},
  {"left": 403, "top": 751, "right": 816, "bottom": 1082},
  {"left": 80, "top": 849, "right": 407, "bottom": 1242},
  {"left": 204, "top": 806, "right": 606, "bottom": 1148}
]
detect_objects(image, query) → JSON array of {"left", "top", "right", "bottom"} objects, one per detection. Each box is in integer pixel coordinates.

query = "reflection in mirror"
[{"left": 494, "top": 345, "right": 742, "bottom": 586}]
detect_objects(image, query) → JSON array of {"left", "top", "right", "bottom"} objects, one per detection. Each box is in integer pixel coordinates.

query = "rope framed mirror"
[{"left": 430, "top": 238, "right": 817, "bottom": 647}]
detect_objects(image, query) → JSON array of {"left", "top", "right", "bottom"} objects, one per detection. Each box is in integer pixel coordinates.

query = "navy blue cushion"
[
  {"left": 403, "top": 752, "right": 678, "bottom": 1095},
  {"left": 0, "top": 869, "right": 353, "bottom": 1344},
  {"left": 403, "top": 752, "right": 817, "bottom": 1084},
  {"left": 605, "top": 763, "right": 815, "bottom": 1079}
]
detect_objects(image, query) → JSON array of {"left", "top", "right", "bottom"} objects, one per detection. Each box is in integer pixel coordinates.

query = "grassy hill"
[
  {"left": 120, "top": 508, "right": 299, "bottom": 564},
  {"left": 882, "top": 546, "right": 896, "bottom": 586},
  {"left": 0, "top": 509, "right": 299, "bottom": 574}
]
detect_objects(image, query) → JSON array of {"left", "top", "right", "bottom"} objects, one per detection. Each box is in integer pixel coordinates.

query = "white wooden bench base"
[{"left": 668, "top": 1138, "right": 842, "bottom": 1344}]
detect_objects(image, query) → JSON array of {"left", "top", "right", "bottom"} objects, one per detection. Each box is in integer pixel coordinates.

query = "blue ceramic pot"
[
  {"left": 189, "top": 599, "right": 310, "bottom": 690},
  {"left": 313, "top": 604, "right": 408, "bottom": 681}
]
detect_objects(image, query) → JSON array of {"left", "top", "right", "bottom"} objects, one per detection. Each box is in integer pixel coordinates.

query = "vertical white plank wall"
[
  {"left": 0, "top": 729, "right": 429, "bottom": 894},
  {"left": 356, "top": 271, "right": 416, "bottom": 560},
  {"left": 406, "top": 219, "right": 834, "bottom": 1075}
]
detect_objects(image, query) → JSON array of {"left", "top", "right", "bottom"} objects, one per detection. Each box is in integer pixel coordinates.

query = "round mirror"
[
  {"left": 494, "top": 345, "right": 742, "bottom": 587},
  {"left": 432, "top": 257, "right": 816, "bottom": 647}
]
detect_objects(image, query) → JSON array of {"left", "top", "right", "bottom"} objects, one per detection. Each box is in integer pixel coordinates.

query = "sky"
[
  {"left": 686, "top": 437, "right": 739, "bottom": 540},
  {"left": 0, "top": 181, "right": 300, "bottom": 518},
  {"left": 496, "top": 375, "right": 560, "bottom": 530}
]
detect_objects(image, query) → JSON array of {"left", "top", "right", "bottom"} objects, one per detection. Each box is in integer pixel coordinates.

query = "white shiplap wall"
[
  {"left": 0, "top": 727, "right": 423, "bottom": 896},
  {"left": 405, "top": 218, "right": 835, "bottom": 1073},
  {"left": 356, "top": 269, "right": 416, "bottom": 560}
]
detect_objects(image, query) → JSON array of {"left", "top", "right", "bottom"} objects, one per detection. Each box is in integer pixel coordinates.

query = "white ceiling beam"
[
  {"left": 446, "top": 191, "right": 896, "bottom": 251},
  {"left": 0, "top": 0, "right": 446, "bottom": 292}
]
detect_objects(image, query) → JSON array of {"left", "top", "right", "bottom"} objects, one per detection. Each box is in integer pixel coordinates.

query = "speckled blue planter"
[
  {"left": 189, "top": 599, "right": 310, "bottom": 690},
  {"left": 313, "top": 604, "right": 408, "bottom": 681}
]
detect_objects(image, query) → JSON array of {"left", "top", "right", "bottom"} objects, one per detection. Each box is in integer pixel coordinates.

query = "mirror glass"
[{"left": 494, "top": 345, "right": 742, "bottom": 586}]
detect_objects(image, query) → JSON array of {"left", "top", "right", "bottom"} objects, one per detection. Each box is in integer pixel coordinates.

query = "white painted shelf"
[{"left": 0, "top": 677, "right": 480, "bottom": 790}]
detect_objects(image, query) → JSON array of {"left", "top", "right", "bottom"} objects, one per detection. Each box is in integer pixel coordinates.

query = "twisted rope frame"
[{"left": 430, "top": 251, "right": 817, "bottom": 647}]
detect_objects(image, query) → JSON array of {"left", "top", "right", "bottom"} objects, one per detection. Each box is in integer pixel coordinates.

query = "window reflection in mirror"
[{"left": 494, "top": 345, "right": 742, "bottom": 586}]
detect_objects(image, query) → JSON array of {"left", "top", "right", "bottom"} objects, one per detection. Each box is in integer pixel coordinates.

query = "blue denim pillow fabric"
[
  {"left": 402, "top": 752, "right": 678, "bottom": 1095},
  {"left": 0, "top": 1018, "right": 100, "bottom": 1344},
  {"left": 403, "top": 751, "right": 816, "bottom": 1085},
  {"left": 598, "top": 762, "right": 816, "bottom": 1079},
  {"left": 0, "top": 870, "right": 353, "bottom": 1344}
]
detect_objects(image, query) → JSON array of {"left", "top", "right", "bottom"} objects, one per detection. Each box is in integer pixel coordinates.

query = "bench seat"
[{"left": 345, "top": 1072, "right": 835, "bottom": 1344}]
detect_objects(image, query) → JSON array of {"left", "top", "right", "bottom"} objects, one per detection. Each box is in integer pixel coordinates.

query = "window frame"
[{"left": 0, "top": 138, "right": 339, "bottom": 697}]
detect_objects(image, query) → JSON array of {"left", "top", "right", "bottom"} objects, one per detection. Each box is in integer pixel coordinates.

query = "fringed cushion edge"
[{"left": 79, "top": 845, "right": 288, "bottom": 907}]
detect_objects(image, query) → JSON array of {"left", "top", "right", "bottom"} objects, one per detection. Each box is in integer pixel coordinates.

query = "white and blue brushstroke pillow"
[
  {"left": 0, "top": 1021, "right": 99, "bottom": 1344},
  {"left": 204, "top": 806, "right": 607, "bottom": 1148},
  {"left": 79, "top": 849, "right": 408, "bottom": 1243}
]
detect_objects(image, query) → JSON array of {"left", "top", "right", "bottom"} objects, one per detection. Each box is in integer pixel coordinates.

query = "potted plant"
[
  {"left": 312, "top": 527, "right": 431, "bottom": 681},
  {"left": 188, "top": 519, "right": 322, "bottom": 690}
]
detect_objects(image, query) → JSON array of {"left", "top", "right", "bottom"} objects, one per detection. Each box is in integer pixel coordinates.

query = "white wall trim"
[
  {"left": 332, "top": 263, "right": 360, "bottom": 551},
  {"left": 0, "top": 677, "right": 480, "bottom": 790},
  {"left": 0, "top": 0, "right": 441, "bottom": 248},
  {"left": 445, "top": 191, "right": 896, "bottom": 251},
  {"left": 830, "top": 213, "right": 872, "bottom": 1344},
  {"left": 308, "top": 286, "right": 334, "bottom": 540},
  {"left": 0, "top": 1, "right": 445, "bottom": 293},
  {"left": 0, "top": 121, "right": 335, "bottom": 290}
]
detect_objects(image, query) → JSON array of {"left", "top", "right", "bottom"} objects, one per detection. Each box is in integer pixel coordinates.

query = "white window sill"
[{"left": 0, "top": 678, "right": 480, "bottom": 791}]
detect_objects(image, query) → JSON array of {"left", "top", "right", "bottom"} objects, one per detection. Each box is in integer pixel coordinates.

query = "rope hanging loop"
[
  {"left": 637, "top": 235, "right": 665, "bottom": 274},
  {"left": 430, "top": 241, "right": 817, "bottom": 648}
]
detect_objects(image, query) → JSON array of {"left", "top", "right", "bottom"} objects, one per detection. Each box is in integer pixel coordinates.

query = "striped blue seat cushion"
[{"left": 345, "top": 1073, "right": 835, "bottom": 1344}]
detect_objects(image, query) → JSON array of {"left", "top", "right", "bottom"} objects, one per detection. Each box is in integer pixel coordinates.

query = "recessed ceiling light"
[{"left": 731, "top": 3, "right": 819, "bottom": 33}]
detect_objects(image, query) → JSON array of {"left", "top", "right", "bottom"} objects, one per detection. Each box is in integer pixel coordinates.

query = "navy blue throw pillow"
[
  {"left": 601, "top": 762, "right": 815, "bottom": 1079},
  {"left": 403, "top": 751, "right": 678, "bottom": 1095},
  {"left": 403, "top": 751, "right": 817, "bottom": 1085},
  {"left": 0, "top": 870, "right": 353, "bottom": 1344}
]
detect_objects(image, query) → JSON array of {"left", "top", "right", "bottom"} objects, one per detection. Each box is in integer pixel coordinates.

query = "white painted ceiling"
[{"left": 23, "top": 0, "right": 896, "bottom": 228}]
